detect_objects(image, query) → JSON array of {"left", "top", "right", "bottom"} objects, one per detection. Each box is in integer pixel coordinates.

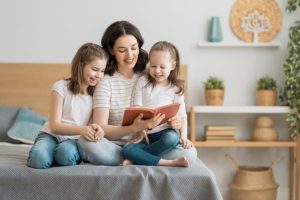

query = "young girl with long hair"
[
  {"left": 27, "top": 43, "right": 108, "bottom": 169},
  {"left": 122, "top": 41, "right": 192, "bottom": 167}
]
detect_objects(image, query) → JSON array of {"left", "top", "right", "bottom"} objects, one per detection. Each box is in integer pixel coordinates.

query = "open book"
[{"left": 121, "top": 103, "right": 180, "bottom": 126}]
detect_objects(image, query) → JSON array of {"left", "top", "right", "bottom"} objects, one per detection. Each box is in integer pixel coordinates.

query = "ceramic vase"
[{"left": 208, "top": 17, "right": 222, "bottom": 42}]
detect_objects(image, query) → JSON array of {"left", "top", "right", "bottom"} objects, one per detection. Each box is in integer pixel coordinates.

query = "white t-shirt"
[
  {"left": 93, "top": 72, "right": 141, "bottom": 144},
  {"left": 133, "top": 75, "right": 187, "bottom": 134},
  {"left": 42, "top": 80, "right": 93, "bottom": 142}
]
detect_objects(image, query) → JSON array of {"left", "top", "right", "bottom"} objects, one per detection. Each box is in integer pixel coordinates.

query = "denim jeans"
[
  {"left": 27, "top": 132, "right": 81, "bottom": 169},
  {"left": 77, "top": 130, "right": 198, "bottom": 166},
  {"left": 77, "top": 136, "right": 124, "bottom": 166},
  {"left": 123, "top": 128, "right": 180, "bottom": 166}
]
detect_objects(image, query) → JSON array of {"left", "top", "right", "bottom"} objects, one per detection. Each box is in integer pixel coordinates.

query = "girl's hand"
[
  {"left": 131, "top": 113, "right": 165, "bottom": 133},
  {"left": 167, "top": 115, "right": 181, "bottom": 130},
  {"left": 91, "top": 123, "right": 105, "bottom": 141},
  {"left": 180, "top": 137, "right": 193, "bottom": 149},
  {"left": 80, "top": 125, "right": 96, "bottom": 142},
  {"left": 80, "top": 124, "right": 105, "bottom": 142},
  {"left": 130, "top": 130, "right": 149, "bottom": 144}
]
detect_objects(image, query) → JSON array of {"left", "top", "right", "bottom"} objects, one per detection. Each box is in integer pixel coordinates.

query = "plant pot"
[
  {"left": 205, "top": 89, "right": 224, "bottom": 105},
  {"left": 256, "top": 90, "right": 277, "bottom": 106},
  {"left": 252, "top": 128, "right": 278, "bottom": 141}
]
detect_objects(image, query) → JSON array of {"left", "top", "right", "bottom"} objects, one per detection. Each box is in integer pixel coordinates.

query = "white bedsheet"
[{"left": 0, "top": 142, "right": 31, "bottom": 165}]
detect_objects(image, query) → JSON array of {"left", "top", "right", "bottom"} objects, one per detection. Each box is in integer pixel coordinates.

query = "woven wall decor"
[{"left": 230, "top": 0, "right": 282, "bottom": 43}]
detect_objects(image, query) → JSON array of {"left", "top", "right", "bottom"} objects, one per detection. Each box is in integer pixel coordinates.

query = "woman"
[{"left": 78, "top": 21, "right": 197, "bottom": 166}]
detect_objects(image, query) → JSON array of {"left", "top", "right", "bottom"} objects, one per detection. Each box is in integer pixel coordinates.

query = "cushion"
[
  {"left": 7, "top": 107, "right": 48, "bottom": 144},
  {"left": 0, "top": 105, "right": 21, "bottom": 143}
]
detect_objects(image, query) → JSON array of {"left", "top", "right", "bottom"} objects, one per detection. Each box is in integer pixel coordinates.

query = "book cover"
[{"left": 121, "top": 103, "right": 180, "bottom": 126}]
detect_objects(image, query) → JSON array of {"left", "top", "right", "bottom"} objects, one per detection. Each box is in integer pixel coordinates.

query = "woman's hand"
[
  {"left": 167, "top": 115, "right": 181, "bottom": 130},
  {"left": 131, "top": 113, "right": 165, "bottom": 133},
  {"left": 80, "top": 124, "right": 105, "bottom": 142},
  {"left": 180, "top": 136, "right": 193, "bottom": 149}
]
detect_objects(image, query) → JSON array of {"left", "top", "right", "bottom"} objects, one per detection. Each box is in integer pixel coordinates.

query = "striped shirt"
[{"left": 93, "top": 72, "right": 141, "bottom": 143}]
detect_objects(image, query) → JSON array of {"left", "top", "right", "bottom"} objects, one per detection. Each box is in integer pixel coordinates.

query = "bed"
[{"left": 0, "top": 63, "right": 223, "bottom": 200}]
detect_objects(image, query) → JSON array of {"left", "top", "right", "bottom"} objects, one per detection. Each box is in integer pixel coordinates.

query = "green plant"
[
  {"left": 204, "top": 76, "right": 224, "bottom": 90},
  {"left": 286, "top": 0, "right": 300, "bottom": 12},
  {"left": 282, "top": 1, "right": 300, "bottom": 137},
  {"left": 256, "top": 75, "right": 277, "bottom": 91},
  {"left": 282, "top": 21, "right": 300, "bottom": 137}
]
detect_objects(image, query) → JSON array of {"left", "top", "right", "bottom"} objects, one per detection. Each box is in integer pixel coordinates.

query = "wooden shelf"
[
  {"left": 193, "top": 141, "right": 296, "bottom": 147},
  {"left": 197, "top": 41, "right": 280, "bottom": 48},
  {"left": 191, "top": 105, "right": 290, "bottom": 114}
]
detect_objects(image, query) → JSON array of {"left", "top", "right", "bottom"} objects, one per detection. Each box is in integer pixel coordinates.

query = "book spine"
[
  {"left": 205, "top": 130, "right": 235, "bottom": 136},
  {"left": 206, "top": 125, "right": 237, "bottom": 131},
  {"left": 206, "top": 136, "right": 235, "bottom": 140}
]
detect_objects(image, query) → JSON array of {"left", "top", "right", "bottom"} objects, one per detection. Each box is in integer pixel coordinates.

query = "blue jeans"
[
  {"left": 27, "top": 132, "right": 81, "bottom": 169},
  {"left": 77, "top": 136, "right": 124, "bottom": 166},
  {"left": 78, "top": 131, "right": 198, "bottom": 166},
  {"left": 123, "top": 128, "right": 179, "bottom": 166}
]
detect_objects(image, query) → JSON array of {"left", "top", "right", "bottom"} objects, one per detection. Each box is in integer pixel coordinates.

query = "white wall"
[{"left": 1, "top": 0, "right": 299, "bottom": 199}]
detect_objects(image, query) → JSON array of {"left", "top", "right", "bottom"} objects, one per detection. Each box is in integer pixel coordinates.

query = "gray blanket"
[{"left": 0, "top": 143, "right": 223, "bottom": 200}]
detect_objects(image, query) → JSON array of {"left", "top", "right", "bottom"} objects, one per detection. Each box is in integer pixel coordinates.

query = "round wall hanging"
[{"left": 230, "top": 0, "right": 282, "bottom": 43}]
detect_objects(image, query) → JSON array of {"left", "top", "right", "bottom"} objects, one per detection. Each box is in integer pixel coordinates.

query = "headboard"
[
  {"left": 0, "top": 63, "right": 70, "bottom": 116},
  {"left": 0, "top": 63, "right": 188, "bottom": 116}
]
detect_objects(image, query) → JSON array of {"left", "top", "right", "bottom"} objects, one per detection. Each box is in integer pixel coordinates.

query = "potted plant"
[
  {"left": 256, "top": 75, "right": 277, "bottom": 106},
  {"left": 204, "top": 76, "right": 225, "bottom": 105}
]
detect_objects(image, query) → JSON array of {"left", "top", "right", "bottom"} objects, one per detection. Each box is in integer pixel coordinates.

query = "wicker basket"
[{"left": 226, "top": 154, "right": 281, "bottom": 200}]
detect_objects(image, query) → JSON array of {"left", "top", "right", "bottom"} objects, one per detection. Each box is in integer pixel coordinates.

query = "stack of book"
[{"left": 205, "top": 125, "right": 236, "bottom": 141}]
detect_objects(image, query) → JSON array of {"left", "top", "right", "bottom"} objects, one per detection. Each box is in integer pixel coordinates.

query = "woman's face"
[{"left": 110, "top": 35, "right": 139, "bottom": 71}]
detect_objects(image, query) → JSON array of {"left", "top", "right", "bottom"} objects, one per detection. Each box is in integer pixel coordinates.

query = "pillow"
[
  {"left": 0, "top": 105, "right": 21, "bottom": 143},
  {"left": 7, "top": 107, "right": 48, "bottom": 144}
]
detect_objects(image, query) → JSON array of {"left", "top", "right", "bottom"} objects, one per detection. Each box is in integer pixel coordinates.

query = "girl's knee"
[
  {"left": 55, "top": 141, "right": 81, "bottom": 166},
  {"left": 27, "top": 150, "right": 53, "bottom": 169},
  {"left": 55, "top": 150, "right": 80, "bottom": 166},
  {"left": 161, "top": 131, "right": 179, "bottom": 147}
]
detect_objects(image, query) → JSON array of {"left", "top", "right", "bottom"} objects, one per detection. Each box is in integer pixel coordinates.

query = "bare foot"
[
  {"left": 158, "top": 156, "right": 190, "bottom": 167},
  {"left": 173, "top": 157, "right": 190, "bottom": 168},
  {"left": 122, "top": 159, "right": 133, "bottom": 166}
]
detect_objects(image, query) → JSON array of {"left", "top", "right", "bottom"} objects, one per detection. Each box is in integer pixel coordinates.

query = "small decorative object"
[
  {"left": 208, "top": 16, "right": 222, "bottom": 42},
  {"left": 204, "top": 76, "right": 225, "bottom": 105},
  {"left": 241, "top": 10, "right": 271, "bottom": 43},
  {"left": 252, "top": 116, "right": 278, "bottom": 141},
  {"left": 226, "top": 154, "right": 280, "bottom": 200},
  {"left": 230, "top": 0, "right": 282, "bottom": 42},
  {"left": 256, "top": 75, "right": 277, "bottom": 106}
]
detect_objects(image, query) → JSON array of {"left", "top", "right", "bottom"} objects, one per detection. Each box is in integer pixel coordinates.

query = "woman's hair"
[
  {"left": 67, "top": 43, "right": 108, "bottom": 96},
  {"left": 148, "top": 41, "right": 184, "bottom": 95},
  {"left": 101, "top": 20, "right": 148, "bottom": 76}
]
